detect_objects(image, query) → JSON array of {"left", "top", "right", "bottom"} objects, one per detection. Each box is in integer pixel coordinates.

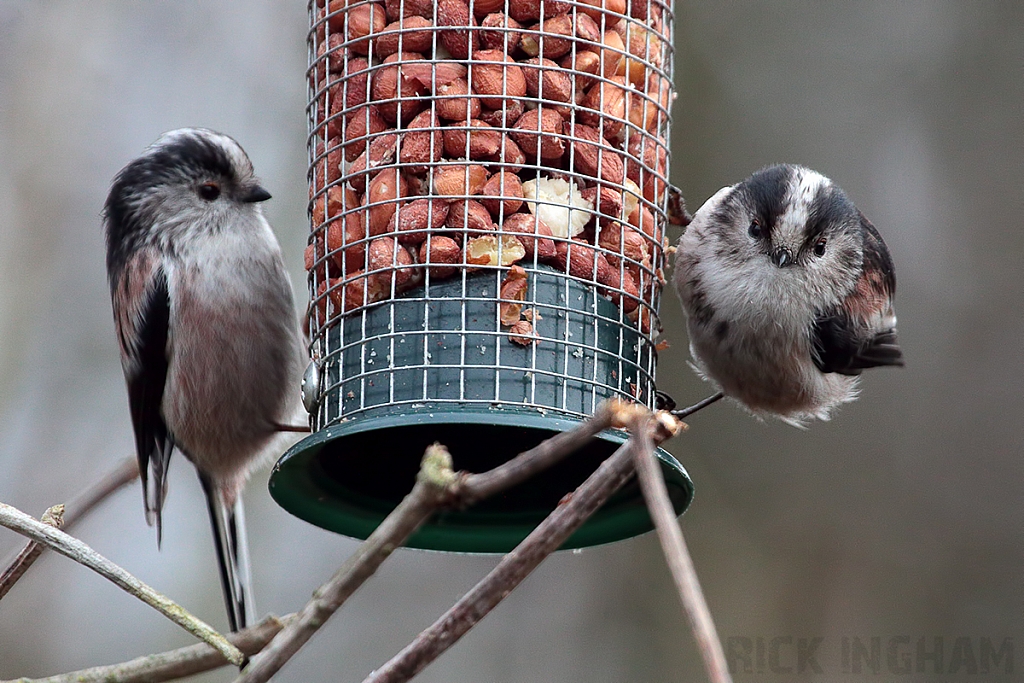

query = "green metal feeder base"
[{"left": 269, "top": 403, "right": 693, "bottom": 553}]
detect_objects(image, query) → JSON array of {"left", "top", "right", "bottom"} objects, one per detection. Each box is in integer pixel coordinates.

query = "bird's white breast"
[{"left": 162, "top": 212, "right": 300, "bottom": 479}]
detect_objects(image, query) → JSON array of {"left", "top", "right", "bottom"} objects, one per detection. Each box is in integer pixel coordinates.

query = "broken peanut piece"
[
  {"left": 499, "top": 265, "right": 529, "bottom": 325},
  {"left": 508, "top": 319, "right": 537, "bottom": 346},
  {"left": 466, "top": 234, "right": 527, "bottom": 267}
]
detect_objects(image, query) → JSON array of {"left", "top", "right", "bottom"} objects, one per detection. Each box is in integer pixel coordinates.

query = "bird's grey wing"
[
  {"left": 810, "top": 312, "right": 903, "bottom": 375},
  {"left": 811, "top": 213, "right": 903, "bottom": 375},
  {"left": 112, "top": 250, "right": 174, "bottom": 543},
  {"left": 858, "top": 212, "right": 897, "bottom": 297}
]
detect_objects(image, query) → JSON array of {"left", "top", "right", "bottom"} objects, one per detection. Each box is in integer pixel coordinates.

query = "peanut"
[
  {"left": 500, "top": 212, "right": 557, "bottom": 260},
  {"left": 419, "top": 235, "right": 462, "bottom": 279},
  {"left": 479, "top": 171, "right": 525, "bottom": 219}
]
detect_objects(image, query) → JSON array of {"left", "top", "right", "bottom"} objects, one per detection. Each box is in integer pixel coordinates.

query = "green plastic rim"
[{"left": 270, "top": 404, "right": 693, "bottom": 553}]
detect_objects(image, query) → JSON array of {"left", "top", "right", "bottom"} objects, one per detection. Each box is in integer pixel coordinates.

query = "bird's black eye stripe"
[
  {"left": 198, "top": 182, "right": 221, "bottom": 201},
  {"left": 748, "top": 219, "right": 763, "bottom": 239}
]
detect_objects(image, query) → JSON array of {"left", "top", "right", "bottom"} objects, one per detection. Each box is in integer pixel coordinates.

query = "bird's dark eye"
[
  {"left": 748, "top": 219, "right": 763, "bottom": 239},
  {"left": 198, "top": 182, "right": 221, "bottom": 201},
  {"left": 813, "top": 237, "right": 827, "bottom": 257}
]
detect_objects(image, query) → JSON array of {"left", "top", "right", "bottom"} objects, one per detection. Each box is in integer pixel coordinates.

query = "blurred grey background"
[{"left": 1, "top": 1, "right": 1021, "bottom": 681}]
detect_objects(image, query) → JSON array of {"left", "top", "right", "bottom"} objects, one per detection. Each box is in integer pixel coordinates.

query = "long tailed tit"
[
  {"left": 104, "top": 128, "right": 302, "bottom": 630},
  {"left": 673, "top": 164, "right": 903, "bottom": 424}
]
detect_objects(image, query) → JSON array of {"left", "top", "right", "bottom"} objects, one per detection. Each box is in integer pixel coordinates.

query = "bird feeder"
[{"left": 269, "top": 0, "right": 693, "bottom": 552}]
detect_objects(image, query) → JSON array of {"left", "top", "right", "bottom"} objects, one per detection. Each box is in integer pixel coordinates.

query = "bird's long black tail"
[{"left": 199, "top": 473, "right": 255, "bottom": 633}]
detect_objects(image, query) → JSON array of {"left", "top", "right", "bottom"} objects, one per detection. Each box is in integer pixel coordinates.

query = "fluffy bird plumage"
[
  {"left": 673, "top": 164, "right": 903, "bottom": 424},
  {"left": 104, "top": 128, "right": 301, "bottom": 631}
]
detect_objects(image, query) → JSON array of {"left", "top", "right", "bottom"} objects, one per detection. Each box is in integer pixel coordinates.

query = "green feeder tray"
[{"left": 270, "top": 265, "right": 693, "bottom": 553}]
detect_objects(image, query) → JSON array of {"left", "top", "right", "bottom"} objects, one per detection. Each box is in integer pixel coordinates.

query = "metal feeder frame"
[{"left": 270, "top": 0, "right": 693, "bottom": 553}]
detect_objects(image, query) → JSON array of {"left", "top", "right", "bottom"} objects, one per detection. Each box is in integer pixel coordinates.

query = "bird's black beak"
[
  {"left": 771, "top": 247, "right": 793, "bottom": 268},
  {"left": 241, "top": 184, "right": 272, "bottom": 203}
]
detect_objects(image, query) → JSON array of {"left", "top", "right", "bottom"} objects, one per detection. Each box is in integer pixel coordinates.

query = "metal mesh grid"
[{"left": 304, "top": 0, "right": 675, "bottom": 430}]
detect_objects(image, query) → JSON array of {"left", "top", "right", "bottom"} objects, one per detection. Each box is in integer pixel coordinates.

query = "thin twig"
[
  {"left": 0, "top": 502, "right": 243, "bottom": 667},
  {"left": 0, "top": 613, "right": 295, "bottom": 683},
  {"left": 630, "top": 413, "right": 732, "bottom": 683},
  {"left": 61, "top": 456, "right": 140, "bottom": 531},
  {"left": 363, "top": 434, "right": 642, "bottom": 683},
  {"left": 456, "top": 399, "right": 618, "bottom": 504},
  {"left": 0, "top": 505, "right": 64, "bottom": 600},
  {"left": 0, "top": 457, "right": 139, "bottom": 584},
  {"left": 3, "top": 401, "right": 693, "bottom": 683},
  {"left": 236, "top": 399, "right": 630, "bottom": 682},
  {"left": 234, "top": 444, "right": 458, "bottom": 683}
]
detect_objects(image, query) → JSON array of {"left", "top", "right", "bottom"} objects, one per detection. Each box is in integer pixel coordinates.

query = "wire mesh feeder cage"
[{"left": 269, "top": 0, "right": 693, "bottom": 552}]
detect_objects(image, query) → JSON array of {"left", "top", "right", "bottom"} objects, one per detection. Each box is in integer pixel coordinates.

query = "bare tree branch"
[
  {"left": 0, "top": 457, "right": 139, "bottom": 592},
  {"left": 362, "top": 429, "right": 643, "bottom": 683},
  {"left": 454, "top": 399, "right": 617, "bottom": 504},
  {"left": 0, "top": 505, "right": 64, "bottom": 600},
  {"left": 0, "top": 614, "right": 294, "bottom": 683},
  {"left": 0, "top": 501, "right": 243, "bottom": 667},
  {"left": 234, "top": 444, "right": 459, "bottom": 683},
  {"left": 630, "top": 413, "right": 732, "bottom": 683},
  {"left": 61, "top": 457, "right": 139, "bottom": 532},
  {"left": 235, "top": 400, "right": 636, "bottom": 682},
  {"left": 3, "top": 401, "right": 709, "bottom": 683}
]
